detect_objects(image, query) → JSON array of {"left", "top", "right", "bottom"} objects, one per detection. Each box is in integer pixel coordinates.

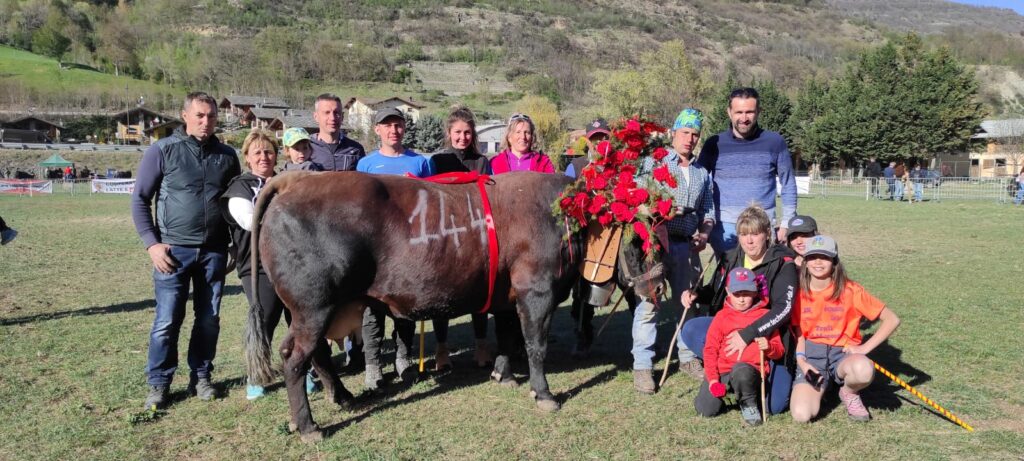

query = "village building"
[
  {"left": 344, "top": 97, "right": 426, "bottom": 134},
  {"left": 476, "top": 122, "right": 505, "bottom": 155},
  {"left": 111, "top": 107, "right": 179, "bottom": 145},
  {"left": 218, "top": 96, "right": 290, "bottom": 127},
  {"left": 937, "top": 118, "right": 1024, "bottom": 177},
  {"left": 1, "top": 115, "right": 63, "bottom": 142}
]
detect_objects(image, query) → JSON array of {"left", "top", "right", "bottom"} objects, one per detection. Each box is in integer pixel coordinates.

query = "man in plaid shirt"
[{"left": 631, "top": 108, "right": 716, "bottom": 394}]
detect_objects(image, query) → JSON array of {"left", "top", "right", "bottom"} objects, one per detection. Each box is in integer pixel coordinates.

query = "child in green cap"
[{"left": 282, "top": 127, "right": 323, "bottom": 171}]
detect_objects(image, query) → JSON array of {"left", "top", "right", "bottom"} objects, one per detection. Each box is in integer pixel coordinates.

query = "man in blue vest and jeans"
[{"left": 132, "top": 92, "right": 241, "bottom": 410}]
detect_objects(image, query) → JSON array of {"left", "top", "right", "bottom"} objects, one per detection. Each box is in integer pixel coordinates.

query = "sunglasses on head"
[{"left": 509, "top": 113, "right": 532, "bottom": 123}]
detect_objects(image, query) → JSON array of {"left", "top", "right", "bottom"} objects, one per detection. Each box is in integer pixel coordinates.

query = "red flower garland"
[{"left": 553, "top": 116, "right": 676, "bottom": 255}]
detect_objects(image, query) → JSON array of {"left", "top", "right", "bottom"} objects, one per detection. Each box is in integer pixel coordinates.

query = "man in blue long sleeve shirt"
[
  {"left": 697, "top": 87, "right": 797, "bottom": 252},
  {"left": 131, "top": 92, "right": 241, "bottom": 410}
]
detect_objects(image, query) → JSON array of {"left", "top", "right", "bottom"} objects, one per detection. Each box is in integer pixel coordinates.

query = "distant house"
[
  {"left": 268, "top": 110, "right": 319, "bottom": 136},
  {"left": 2, "top": 115, "right": 63, "bottom": 141},
  {"left": 344, "top": 97, "right": 426, "bottom": 134},
  {"left": 250, "top": 108, "right": 288, "bottom": 130},
  {"left": 111, "top": 107, "right": 178, "bottom": 145},
  {"left": 968, "top": 118, "right": 1024, "bottom": 177},
  {"left": 476, "top": 122, "right": 506, "bottom": 155},
  {"left": 219, "top": 96, "right": 290, "bottom": 127},
  {"left": 144, "top": 119, "right": 184, "bottom": 142}
]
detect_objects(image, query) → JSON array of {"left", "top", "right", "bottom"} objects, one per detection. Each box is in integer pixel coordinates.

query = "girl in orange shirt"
[{"left": 790, "top": 235, "right": 901, "bottom": 423}]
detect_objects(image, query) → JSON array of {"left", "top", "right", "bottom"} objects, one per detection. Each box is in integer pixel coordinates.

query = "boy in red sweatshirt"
[{"left": 694, "top": 268, "right": 785, "bottom": 426}]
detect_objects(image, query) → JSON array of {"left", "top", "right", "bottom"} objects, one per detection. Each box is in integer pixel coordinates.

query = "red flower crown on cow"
[{"left": 553, "top": 117, "right": 677, "bottom": 255}]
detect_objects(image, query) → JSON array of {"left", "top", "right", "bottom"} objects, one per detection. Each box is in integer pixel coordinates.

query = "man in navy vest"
[{"left": 131, "top": 92, "right": 241, "bottom": 410}]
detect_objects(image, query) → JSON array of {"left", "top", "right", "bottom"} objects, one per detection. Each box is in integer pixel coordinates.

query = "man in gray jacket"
[{"left": 131, "top": 92, "right": 241, "bottom": 410}]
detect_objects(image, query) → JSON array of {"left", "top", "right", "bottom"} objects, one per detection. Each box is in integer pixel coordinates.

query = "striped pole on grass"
[{"left": 872, "top": 361, "right": 974, "bottom": 432}]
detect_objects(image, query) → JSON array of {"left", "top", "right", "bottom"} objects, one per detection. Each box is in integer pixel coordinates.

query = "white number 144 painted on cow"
[{"left": 408, "top": 189, "right": 487, "bottom": 248}]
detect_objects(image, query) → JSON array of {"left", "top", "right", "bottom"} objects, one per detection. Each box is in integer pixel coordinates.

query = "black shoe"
[
  {"left": 188, "top": 377, "right": 217, "bottom": 401},
  {"left": 143, "top": 385, "right": 169, "bottom": 410}
]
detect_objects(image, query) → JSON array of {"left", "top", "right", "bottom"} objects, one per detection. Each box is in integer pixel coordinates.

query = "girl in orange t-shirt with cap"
[{"left": 790, "top": 235, "right": 901, "bottom": 423}]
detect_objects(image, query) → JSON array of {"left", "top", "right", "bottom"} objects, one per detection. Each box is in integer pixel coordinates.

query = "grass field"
[{"left": 0, "top": 194, "right": 1022, "bottom": 460}]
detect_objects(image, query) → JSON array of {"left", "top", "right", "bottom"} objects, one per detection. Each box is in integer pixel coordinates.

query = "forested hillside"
[{"left": 1, "top": 0, "right": 1022, "bottom": 120}]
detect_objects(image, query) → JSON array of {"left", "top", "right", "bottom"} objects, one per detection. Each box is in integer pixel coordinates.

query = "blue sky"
[{"left": 950, "top": 0, "right": 1024, "bottom": 15}]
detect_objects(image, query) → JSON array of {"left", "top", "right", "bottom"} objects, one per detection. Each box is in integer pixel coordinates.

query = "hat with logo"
[
  {"left": 804, "top": 235, "right": 839, "bottom": 259},
  {"left": 373, "top": 107, "right": 405, "bottom": 125},
  {"left": 786, "top": 215, "right": 818, "bottom": 239},
  {"left": 726, "top": 268, "right": 758, "bottom": 294},
  {"left": 281, "top": 127, "right": 311, "bottom": 148},
  {"left": 585, "top": 118, "right": 611, "bottom": 139}
]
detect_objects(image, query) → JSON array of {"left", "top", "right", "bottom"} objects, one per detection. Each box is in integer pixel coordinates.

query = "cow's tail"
[{"left": 244, "top": 171, "right": 315, "bottom": 386}]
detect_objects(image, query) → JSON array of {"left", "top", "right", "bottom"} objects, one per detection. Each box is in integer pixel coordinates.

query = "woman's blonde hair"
[
  {"left": 735, "top": 204, "right": 772, "bottom": 238},
  {"left": 240, "top": 129, "right": 279, "bottom": 171},
  {"left": 500, "top": 113, "right": 536, "bottom": 152}
]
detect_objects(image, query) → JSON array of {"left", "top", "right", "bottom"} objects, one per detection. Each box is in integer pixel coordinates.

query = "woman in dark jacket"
[
  {"left": 680, "top": 205, "right": 798, "bottom": 415},
  {"left": 428, "top": 105, "right": 493, "bottom": 370}
]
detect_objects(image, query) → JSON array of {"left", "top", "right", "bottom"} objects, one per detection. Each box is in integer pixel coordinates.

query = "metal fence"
[{"left": 808, "top": 176, "right": 1016, "bottom": 203}]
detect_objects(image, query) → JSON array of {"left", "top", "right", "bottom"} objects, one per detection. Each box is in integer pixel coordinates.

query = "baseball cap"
[
  {"left": 726, "top": 268, "right": 758, "bottom": 294},
  {"left": 281, "top": 127, "right": 311, "bottom": 148},
  {"left": 804, "top": 235, "right": 838, "bottom": 259},
  {"left": 585, "top": 118, "right": 610, "bottom": 139},
  {"left": 786, "top": 215, "right": 818, "bottom": 239},
  {"left": 373, "top": 107, "right": 405, "bottom": 125}
]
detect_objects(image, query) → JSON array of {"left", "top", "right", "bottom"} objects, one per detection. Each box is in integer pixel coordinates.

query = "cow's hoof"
[
  {"left": 300, "top": 430, "right": 323, "bottom": 443},
  {"left": 288, "top": 422, "right": 299, "bottom": 433},
  {"left": 536, "top": 398, "right": 561, "bottom": 412},
  {"left": 490, "top": 370, "right": 517, "bottom": 387}
]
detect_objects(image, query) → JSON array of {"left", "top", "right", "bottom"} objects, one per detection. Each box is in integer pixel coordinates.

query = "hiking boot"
[
  {"left": 1, "top": 228, "right": 17, "bottom": 245},
  {"left": 633, "top": 369, "right": 656, "bottom": 395},
  {"left": 189, "top": 377, "right": 217, "bottom": 401},
  {"left": 839, "top": 386, "right": 871, "bottom": 422},
  {"left": 740, "top": 403, "right": 763, "bottom": 427},
  {"left": 434, "top": 343, "right": 452, "bottom": 371},
  {"left": 678, "top": 359, "right": 704, "bottom": 379},
  {"left": 143, "top": 385, "right": 169, "bottom": 410},
  {"left": 364, "top": 364, "right": 383, "bottom": 391},
  {"left": 245, "top": 384, "right": 265, "bottom": 401}
]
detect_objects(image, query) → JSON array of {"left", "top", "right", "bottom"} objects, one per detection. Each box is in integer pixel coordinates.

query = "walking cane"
[
  {"left": 418, "top": 320, "right": 426, "bottom": 373},
  {"left": 759, "top": 350, "right": 767, "bottom": 423},
  {"left": 873, "top": 361, "right": 974, "bottom": 432},
  {"left": 658, "top": 253, "right": 717, "bottom": 388}
]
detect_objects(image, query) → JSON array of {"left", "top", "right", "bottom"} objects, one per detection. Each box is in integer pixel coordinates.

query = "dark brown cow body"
[{"left": 247, "top": 171, "right": 587, "bottom": 441}]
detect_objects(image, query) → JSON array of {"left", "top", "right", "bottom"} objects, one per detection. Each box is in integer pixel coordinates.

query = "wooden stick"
[
  {"left": 593, "top": 291, "right": 626, "bottom": 341},
  {"left": 873, "top": 361, "right": 973, "bottom": 432},
  {"left": 657, "top": 254, "right": 717, "bottom": 388},
  {"left": 418, "top": 320, "right": 425, "bottom": 373},
  {"left": 759, "top": 350, "right": 767, "bottom": 423}
]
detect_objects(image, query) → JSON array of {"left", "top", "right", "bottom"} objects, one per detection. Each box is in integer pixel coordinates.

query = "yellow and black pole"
[{"left": 873, "top": 361, "right": 974, "bottom": 432}]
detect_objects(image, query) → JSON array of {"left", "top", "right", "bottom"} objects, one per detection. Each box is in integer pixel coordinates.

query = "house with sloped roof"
[
  {"left": 111, "top": 107, "right": 178, "bottom": 145},
  {"left": 968, "top": 118, "right": 1024, "bottom": 177},
  {"left": 2, "top": 115, "right": 63, "bottom": 141},
  {"left": 344, "top": 97, "right": 426, "bottom": 134},
  {"left": 219, "top": 96, "right": 290, "bottom": 126},
  {"left": 268, "top": 110, "right": 319, "bottom": 135}
]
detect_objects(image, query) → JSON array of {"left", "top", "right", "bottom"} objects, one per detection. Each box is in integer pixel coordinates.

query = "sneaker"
[
  {"left": 740, "top": 404, "right": 763, "bottom": 426},
  {"left": 189, "top": 377, "right": 217, "bottom": 401},
  {"left": 143, "top": 385, "right": 169, "bottom": 410},
  {"left": 245, "top": 384, "right": 265, "bottom": 401},
  {"left": 364, "top": 364, "right": 383, "bottom": 391},
  {"left": 305, "top": 370, "right": 321, "bottom": 394},
  {"left": 1, "top": 228, "right": 17, "bottom": 245},
  {"left": 678, "top": 359, "right": 704, "bottom": 379},
  {"left": 633, "top": 369, "right": 656, "bottom": 395},
  {"left": 839, "top": 386, "right": 871, "bottom": 422}
]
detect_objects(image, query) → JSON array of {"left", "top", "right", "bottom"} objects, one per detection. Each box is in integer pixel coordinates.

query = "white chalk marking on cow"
[
  {"left": 437, "top": 190, "right": 467, "bottom": 247},
  {"left": 466, "top": 193, "right": 487, "bottom": 244},
  {"left": 409, "top": 189, "right": 441, "bottom": 245}
]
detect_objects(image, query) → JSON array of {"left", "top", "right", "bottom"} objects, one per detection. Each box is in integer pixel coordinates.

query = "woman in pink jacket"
[{"left": 489, "top": 113, "right": 555, "bottom": 174}]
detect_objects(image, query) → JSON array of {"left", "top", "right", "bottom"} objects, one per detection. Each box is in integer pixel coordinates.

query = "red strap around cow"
[{"left": 407, "top": 172, "right": 500, "bottom": 314}]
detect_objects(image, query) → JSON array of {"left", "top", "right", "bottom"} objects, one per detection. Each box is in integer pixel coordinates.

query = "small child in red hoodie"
[{"left": 694, "top": 268, "right": 785, "bottom": 426}]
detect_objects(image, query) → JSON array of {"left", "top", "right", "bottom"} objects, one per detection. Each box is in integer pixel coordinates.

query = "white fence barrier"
[{"left": 808, "top": 177, "right": 1015, "bottom": 202}]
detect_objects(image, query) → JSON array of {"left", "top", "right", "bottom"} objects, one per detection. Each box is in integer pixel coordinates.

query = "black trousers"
[
  {"left": 240, "top": 273, "right": 290, "bottom": 344},
  {"left": 432, "top": 313, "right": 488, "bottom": 344},
  {"left": 362, "top": 307, "right": 416, "bottom": 368},
  {"left": 694, "top": 362, "right": 761, "bottom": 417}
]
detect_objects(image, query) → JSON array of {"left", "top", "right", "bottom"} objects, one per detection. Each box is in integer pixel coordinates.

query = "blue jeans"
[
  {"left": 709, "top": 221, "right": 738, "bottom": 254},
  {"left": 894, "top": 182, "right": 904, "bottom": 201},
  {"left": 680, "top": 316, "right": 793, "bottom": 415},
  {"left": 146, "top": 245, "right": 227, "bottom": 386},
  {"left": 913, "top": 182, "right": 923, "bottom": 201},
  {"left": 1015, "top": 184, "right": 1024, "bottom": 205},
  {"left": 631, "top": 239, "right": 700, "bottom": 369}
]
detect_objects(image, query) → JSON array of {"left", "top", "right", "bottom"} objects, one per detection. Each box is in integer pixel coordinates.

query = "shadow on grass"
[
  {"left": 0, "top": 285, "right": 244, "bottom": 326},
  {"left": 814, "top": 341, "right": 932, "bottom": 419}
]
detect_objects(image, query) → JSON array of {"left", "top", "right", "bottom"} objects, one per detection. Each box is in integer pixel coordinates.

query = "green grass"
[
  {"left": 0, "top": 45, "right": 177, "bottom": 109},
  {"left": 0, "top": 194, "right": 1022, "bottom": 459}
]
